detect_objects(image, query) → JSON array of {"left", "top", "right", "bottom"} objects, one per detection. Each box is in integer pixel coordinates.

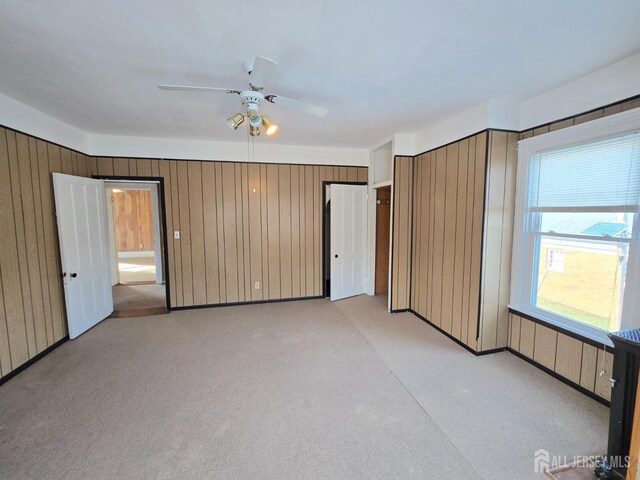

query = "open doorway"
[
  {"left": 374, "top": 186, "right": 391, "bottom": 306},
  {"left": 105, "top": 181, "right": 167, "bottom": 316}
]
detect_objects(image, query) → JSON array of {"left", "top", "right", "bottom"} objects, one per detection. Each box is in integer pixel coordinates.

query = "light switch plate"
[{"left": 174, "top": 231, "right": 180, "bottom": 239}]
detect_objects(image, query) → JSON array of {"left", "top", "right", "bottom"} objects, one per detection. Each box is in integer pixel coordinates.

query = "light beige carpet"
[{"left": 0, "top": 296, "right": 608, "bottom": 479}]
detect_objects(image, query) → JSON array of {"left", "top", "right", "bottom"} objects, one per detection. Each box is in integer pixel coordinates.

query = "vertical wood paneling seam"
[
  {"left": 235, "top": 166, "right": 241, "bottom": 299},
  {"left": 0, "top": 262, "right": 10, "bottom": 372},
  {"left": 7, "top": 134, "right": 31, "bottom": 357},
  {"left": 495, "top": 133, "right": 509, "bottom": 343},
  {"left": 0, "top": 130, "right": 13, "bottom": 369},
  {"left": 411, "top": 160, "right": 417, "bottom": 309},
  {"left": 167, "top": 161, "right": 177, "bottom": 306},
  {"left": 220, "top": 166, "right": 228, "bottom": 302},
  {"left": 479, "top": 133, "right": 491, "bottom": 349},
  {"left": 439, "top": 151, "right": 447, "bottom": 323},
  {"left": 289, "top": 167, "right": 293, "bottom": 296},
  {"left": 170, "top": 161, "right": 181, "bottom": 305},
  {"left": 553, "top": 329, "right": 559, "bottom": 371},
  {"left": 40, "top": 141, "right": 55, "bottom": 344},
  {"left": 463, "top": 139, "right": 472, "bottom": 344},
  {"left": 518, "top": 315, "right": 523, "bottom": 354},
  {"left": 412, "top": 159, "right": 420, "bottom": 310},
  {"left": 451, "top": 145, "right": 460, "bottom": 334},
  {"left": 200, "top": 164, "right": 208, "bottom": 300},
  {"left": 32, "top": 141, "right": 51, "bottom": 346},
  {"left": 13, "top": 135, "right": 34, "bottom": 356},
  {"left": 25, "top": 138, "right": 41, "bottom": 352},
  {"left": 297, "top": 168, "right": 301, "bottom": 298},
  {"left": 262, "top": 165, "right": 268, "bottom": 296},
  {"left": 429, "top": 154, "right": 435, "bottom": 320},
  {"left": 265, "top": 166, "right": 270, "bottom": 296},
  {"left": 185, "top": 163, "right": 193, "bottom": 304},
  {"left": 214, "top": 164, "right": 224, "bottom": 302},
  {"left": 477, "top": 131, "right": 491, "bottom": 345},
  {"left": 246, "top": 166, "right": 252, "bottom": 299},
  {"left": 593, "top": 347, "right": 602, "bottom": 391},
  {"left": 277, "top": 166, "right": 282, "bottom": 296},
  {"left": 244, "top": 165, "right": 250, "bottom": 300},
  {"left": 578, "top": 341, "right": 585, "bottom": 388}
]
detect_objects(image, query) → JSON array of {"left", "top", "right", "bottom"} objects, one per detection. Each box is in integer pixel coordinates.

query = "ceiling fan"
[{"left": 158, "top": 56, "right": 328, "bottom": 137}]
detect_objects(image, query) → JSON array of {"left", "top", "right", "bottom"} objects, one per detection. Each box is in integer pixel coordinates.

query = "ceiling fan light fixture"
[
  {"left": 159, "top": 57, "right": 329, "bottom": 141},
  {"left": 262, "top": 116, "right": 278, "bottom": 136},
  {"left": 247, "top": 105, "right": 262, "bottom": 127},
  {"left": 227, "top": 113, "right": 244, "bottom": 130}
]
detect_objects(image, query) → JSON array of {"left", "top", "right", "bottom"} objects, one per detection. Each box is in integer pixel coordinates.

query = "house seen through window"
[{"left": 512, "top": 122, "right": 640, "bottom": 338}]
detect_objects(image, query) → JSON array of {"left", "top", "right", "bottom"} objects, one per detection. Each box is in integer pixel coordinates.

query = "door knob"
[
  {"left": 70, "top": 273, "right": 78, "bottom": 278},
  {"left": 334, "top": 254, "right": 338, "bottom": 258}
]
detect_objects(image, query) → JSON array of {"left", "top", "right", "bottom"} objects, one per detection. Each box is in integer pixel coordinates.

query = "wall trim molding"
[
  {"left": 0, "top": 336, "right": 69, "bottom": 387},
  {"left": 169, "top": 295, "right": 325, "bottom": 311},
  {"left": 507, "top": 347, "right": 610, "bottom": 407},
  {"left": 391, "top": 307, "right": 611, "bottom": 405},
  {"left": 521, "top": 92, "right": 640, "bottom": 136}
]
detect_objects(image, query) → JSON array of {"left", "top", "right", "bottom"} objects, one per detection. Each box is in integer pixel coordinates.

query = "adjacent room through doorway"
[{"left": 105, "top": 181, "right": 167, "bottom": 315}]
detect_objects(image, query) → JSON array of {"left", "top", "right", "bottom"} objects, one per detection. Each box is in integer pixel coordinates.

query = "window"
[{"left": 511, "top": 109, "right": 640, "bottom": 343}]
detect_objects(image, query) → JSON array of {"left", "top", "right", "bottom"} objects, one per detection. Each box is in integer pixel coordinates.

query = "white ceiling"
[{"left": 0, "top": 0, "right": 639, "bottom": 149}]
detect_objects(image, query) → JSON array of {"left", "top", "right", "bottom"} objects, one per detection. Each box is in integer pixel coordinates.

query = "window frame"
[{"left": 511, "top": 108, "right": 640, "bottom": 346}]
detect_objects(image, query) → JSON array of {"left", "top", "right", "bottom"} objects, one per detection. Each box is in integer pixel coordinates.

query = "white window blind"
[{"left": 528, "top": 132, "right": 640, "bottom": 211}]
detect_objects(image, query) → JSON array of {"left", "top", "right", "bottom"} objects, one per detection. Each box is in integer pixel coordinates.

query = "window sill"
[{"left": 508, "top": 306, "right": 613, "bottom": 348}]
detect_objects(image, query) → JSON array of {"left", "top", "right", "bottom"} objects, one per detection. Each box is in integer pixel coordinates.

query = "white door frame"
[
  {"left": 105, "top": 188, "right": 120, "bottom": 286},
  {"left": 104, "top": 181, "right": 164, "bottom": 285},
  {"left": 324, "top": 181, "right": 368, "bottom": 300}
]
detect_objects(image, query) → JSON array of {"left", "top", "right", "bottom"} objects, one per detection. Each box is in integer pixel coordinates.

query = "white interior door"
[
  {"left": 53, "top": 173, "right": 113, "bottom": 339},
  {"left": 331, "top": 184, "right": 367, "bottom": 301}
]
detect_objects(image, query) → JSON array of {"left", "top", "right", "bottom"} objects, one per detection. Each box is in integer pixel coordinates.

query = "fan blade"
[
  {"left": 249, "top": 56, "right": 278, "bottom": 89},
  {"left": 266, "top": 94, "right": 328, "bottom": 117},
  {"left": 158, "top": 85, "right": 240, "bottom": 94}
]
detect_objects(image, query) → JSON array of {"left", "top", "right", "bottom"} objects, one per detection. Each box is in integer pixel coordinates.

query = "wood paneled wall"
[
  {"left": 508, "top": 312, "right": 613, "bottom": 402},
  {"left": 397, "top": 130, "right": 517, "bottom": 352},
  {"left": 0, "top": 126, "right": 91, "bottom": 378},
  {"left": 90, "top": 157, "right": 367, "bottom": 309},
  {"left": 390, "top": 156, "right": 413, "bottom": 311},
  {"left": 478, "top": 131, "right": 518, "bottom": 351},
  {"left": 112, "top": 189, "right": 155, "bottom": 252},
  {"left": 0, "top": 125, "right": 366, "bottom": 381},
  {"left": 409, "top": 132, "right": 487, "bottom": 348}
]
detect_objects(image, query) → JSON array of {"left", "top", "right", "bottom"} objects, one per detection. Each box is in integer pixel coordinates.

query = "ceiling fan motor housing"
[
  {"left": 242, "top": 91, "right": 264, "bottom": 127},
  {"left": 241, "top": 91, "right": 264, "bottom": 106}
]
